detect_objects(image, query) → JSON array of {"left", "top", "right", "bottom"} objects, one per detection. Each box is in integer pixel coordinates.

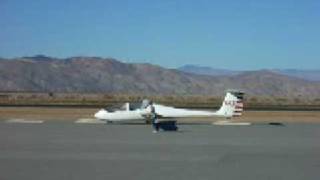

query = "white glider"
[{"left": 94, "top": 90, "right": 244, "bottom": 123}]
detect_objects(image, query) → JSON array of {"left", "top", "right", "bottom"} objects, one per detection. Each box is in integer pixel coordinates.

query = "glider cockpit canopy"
[{"left": 104, "top": 100, "right": 151, "bottom": 112}]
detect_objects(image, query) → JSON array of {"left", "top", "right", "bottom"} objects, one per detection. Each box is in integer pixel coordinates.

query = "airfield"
[
  {"left": 0, "top": 107, "right": 320, "bottom": 180},
  {"left": 1, "top": 106, "right": 320, "bottom": 123}
]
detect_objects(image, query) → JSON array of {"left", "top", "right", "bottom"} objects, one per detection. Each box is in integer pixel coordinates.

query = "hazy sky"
[{"left": 0, "top": 0, "right": 319, "bottom": 69}]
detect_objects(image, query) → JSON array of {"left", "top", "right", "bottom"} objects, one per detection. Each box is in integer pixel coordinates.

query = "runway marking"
[
  {"left": 213, "top": 120, "right": 251, "bottom": 126},
  {"left": 75, "top": 118, "right": 106, "bottom": 124},
  {"left": 6, "top": 119, "right": 44, "bottom": 124}
]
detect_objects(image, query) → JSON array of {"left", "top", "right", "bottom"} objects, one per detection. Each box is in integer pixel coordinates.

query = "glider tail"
[{"left": 216, "top": 90, "right": 244, "bottom": 118}]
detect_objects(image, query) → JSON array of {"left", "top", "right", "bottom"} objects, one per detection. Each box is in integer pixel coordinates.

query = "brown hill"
[{"left": 0, "top": 56, "right": 320, "bottom": 98}]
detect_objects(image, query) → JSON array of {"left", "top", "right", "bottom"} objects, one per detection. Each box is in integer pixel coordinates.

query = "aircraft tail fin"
[{"left": 216, "top": 89, "right": 244, "bottom": 118}]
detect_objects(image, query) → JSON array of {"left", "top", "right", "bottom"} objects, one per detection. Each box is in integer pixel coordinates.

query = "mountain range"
[
  {"left": 178, "top": 65, "right": 320, "bottom": 82},
  {"left": 1, "top": 55, "right": 320, "bottom": 98}
]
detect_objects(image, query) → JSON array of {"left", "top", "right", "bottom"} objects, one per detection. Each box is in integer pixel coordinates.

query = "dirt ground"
[
  {"left": 238, "top": 110, "right": 320, "bottom": 123},
  {"left": 0, "top": 107, "right": 98, "bottom": 121},
  {"left": 0, "top": 107, "right": 319, "bottom": 123}
]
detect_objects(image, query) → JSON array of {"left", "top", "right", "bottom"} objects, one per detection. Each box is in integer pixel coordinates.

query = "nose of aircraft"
[
  {"left": 94, "top": 112, "right": 99, "bottom": 119},
  {"left": 94, "top": 109, "right": 106, "bottom": 119}
]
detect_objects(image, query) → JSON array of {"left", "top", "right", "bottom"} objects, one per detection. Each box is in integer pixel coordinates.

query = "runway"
[{"left": 0, "top": 122, "right": 319, "bottom": 180}]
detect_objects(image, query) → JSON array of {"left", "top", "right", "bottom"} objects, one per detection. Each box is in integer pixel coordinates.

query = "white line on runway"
[
  {"left": 5, "top": 119, "right": 44, "bottom": 124},
  {"left": 213, "top": 120, "right": 251, "bottom": 126},
  {"left": 75, "top": 119, "right": 106, "bottom": 124}
]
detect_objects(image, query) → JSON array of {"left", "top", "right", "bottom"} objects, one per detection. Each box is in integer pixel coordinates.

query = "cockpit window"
[
  {"left": 104, "top": 102, "right": 142, "bottom": 112},
  {"left": 104, "top": 103, "right": 125, "bottom": 112},
  {"left": 141, "top": 99, "right": 151, "bottom": 109}
]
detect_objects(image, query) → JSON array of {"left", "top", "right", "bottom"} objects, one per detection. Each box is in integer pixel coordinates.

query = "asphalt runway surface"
[{"left": 0, "top": 122, "right": 319, "bottom": 180}]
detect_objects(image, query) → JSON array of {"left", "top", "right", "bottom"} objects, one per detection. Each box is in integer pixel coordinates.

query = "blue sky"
[{"left": 0, "top": 0, "right": 319, "bottom": 69}]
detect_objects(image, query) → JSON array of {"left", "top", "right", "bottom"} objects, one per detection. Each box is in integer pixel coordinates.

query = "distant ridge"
[
  {"left": 22, "top": 55, "right": 57, "bottom": 61},
  {"left": 0, "top": 56, "right": 320, "bottom": 98},
  {"left": 178, "top": 65, "right": 240, "bottom": 76},
  {"left": 271, "top": 69, "right": 320, "bottom": 82},
  {"left": 178, "top": 64, "right": 320, "bottom": 82}
]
